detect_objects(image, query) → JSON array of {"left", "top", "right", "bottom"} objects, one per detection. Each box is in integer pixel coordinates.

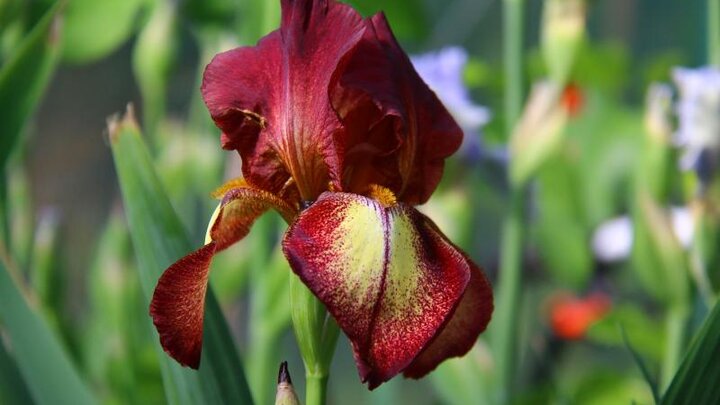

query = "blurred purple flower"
[
  {"left": 411, "top": 47, "right": 493, "bottom": 163},
  {"left": 673, "top": 66, "right": 720, "bottom": 183}
]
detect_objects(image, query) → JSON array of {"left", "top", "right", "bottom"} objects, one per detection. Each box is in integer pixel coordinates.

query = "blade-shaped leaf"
[
  {"left": 0, "top": 254, "right": 96, "bottom": 405},
  {"left": 0, "top": 1, "right": 62, "bottom": 170},
  {"left": 661, "top": 300, "right": 720, "bottom": 404},
  {"left": 109, "top": 106, "right": 254, "bottom": 405},
  {"left": 0, "top": 336, "right": 33, "bottom": 405}
]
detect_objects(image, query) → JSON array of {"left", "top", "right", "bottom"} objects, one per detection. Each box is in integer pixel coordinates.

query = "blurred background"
[{"left": 1, "top": 0, "right": 719, "bottom": 404}]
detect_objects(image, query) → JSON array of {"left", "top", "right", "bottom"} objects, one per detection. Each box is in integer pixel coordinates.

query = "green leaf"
[
  {"left": 621, "top": 326, "right": 660, "bottom": 404},
  {"left": 661, "top": 300, "right": 720, "bottom": 404},
  {"left": 535, "top": 154, "right": 592, "bottom": 288},
  {"left": 109, "top": 106, "right": 254, "bottom": 405},
  {"left": 0, "top": 338, "right": 33, "bottom": 405},
  {"left": 62, "top": 0, "right": 145, "bottom": 63},
  {"left": 345, "top": 0, "right": 428, "bottom": 41},
  {"left": 429, "top": 343, "right": 491, "bottom": 405},
  {"left": 0, "top": 1, "right": 62, "bottom": 171},
  {"left": 0, "top": 255, "right": 96, "bottom": 405}
]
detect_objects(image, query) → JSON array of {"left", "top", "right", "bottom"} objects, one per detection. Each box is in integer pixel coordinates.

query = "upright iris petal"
[{"left": 202, "top": 0, "right": 366, "bottom": 201}]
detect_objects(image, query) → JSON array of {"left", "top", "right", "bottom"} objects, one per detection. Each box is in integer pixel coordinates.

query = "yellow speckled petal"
[{"left": 282, "top": 191, "right": 491, "bottom": 388}]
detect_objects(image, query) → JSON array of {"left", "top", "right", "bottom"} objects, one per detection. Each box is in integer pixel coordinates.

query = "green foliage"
[
  {"left": 662, "top": 300, "right": 720, "bottom": 404},
  {"left": 61, "top": 0, "right": 145, "bottom": 63},
  {"left": 0, "top": 257, "right": 96, "bottom": 405},
  {"left": 0, "top": 1, "right": 62, "bottom": 171},
  {"left": 109, "top": 108, "right": 254, "bottom": 405},
  {"left": 345, "top": 0, "right": 428, "bottom": 41}
]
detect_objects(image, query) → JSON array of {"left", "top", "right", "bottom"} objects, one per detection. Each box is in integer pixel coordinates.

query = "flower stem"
[
  {"left": 290, "top": 275, "right": 340, "bottom": 405},
  {"left": 660, "top": 305, "right": 688, "bottom": 392},
  {"left": 709, "top": 0, "right": 720, "bottom": 67},
  {"left": 305, "top": 373, "right": 329, "bottom": 405},
  {"left": 490, "top": 189, "right": 525, "bottom": 402},
  {"left": 491, "top": 0, "right": 526, "bottom": 402},
  {"left": 504, "top": 0, "right": 525, "bottom": 133}
]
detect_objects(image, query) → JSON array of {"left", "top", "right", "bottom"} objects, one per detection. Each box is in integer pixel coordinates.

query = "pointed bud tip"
[
  {"left": 278, "top": 361, "right": 292, "bottom": 385},
  {"left": 275, "top": 361, "right": 300, "bottom": 405}
]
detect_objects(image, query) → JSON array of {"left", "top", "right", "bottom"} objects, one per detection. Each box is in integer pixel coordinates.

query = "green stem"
[
  {"left": 503, "top": 0, "right": 524, "bottom": 134},
  {"left": 490, "top": 190, "right": 525, "bottom": 402},
  {"left": 709, "top": 0, "right": 720, "bottom": 67},
  {"left": 660, "top": 305, "right": 688, "bottom": 393},
  {"left": 0, "top": 175, "right": 9, "bottom": 253},
  {"left": 305, "top": 373, "right": 329, "bottom": 405},
  {"left": 491, "top": 2, "right": 525, "bottom": 399},
  {"left": 290, "top": 275, "right": 340, "bottom": 405}
]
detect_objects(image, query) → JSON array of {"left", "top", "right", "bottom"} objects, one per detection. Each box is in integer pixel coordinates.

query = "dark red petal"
[
  {"left": 403, "top": 258, "right": 493, "bottom": 378},
  {"left": 211, "top": 186, "right": 296, "bottom": 250},
  {"left": 282, "top": 192, "right": 473, "bottom": 389},
  {"left": 150, "top": 242, "right": 216, "bottom": 369},
  {"left": 202, "top": 0, "right": 366, "bottom": 200},
  {"left": 331, "top": 13, "right": 463, "bottom": 204},
  {"left": 150, "top": 184, "right": 294, "bottom": 368}
]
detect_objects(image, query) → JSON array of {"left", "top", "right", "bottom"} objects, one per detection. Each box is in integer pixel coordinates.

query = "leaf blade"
[
  {"left": 109, "top": 107, "right": 254, "bottom": 405},
  {"left": 0, "top": 254, "right": 96, "bottom": 405},
  {"left": 0, "top": 1, "right": 62, "bottom": 170},
  {"left": 661, "top": 300, "right": 720, "bottom": 404}
]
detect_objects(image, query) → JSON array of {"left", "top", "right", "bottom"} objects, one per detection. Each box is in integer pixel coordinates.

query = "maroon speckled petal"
[
  {"left": 150, "top": 242, "right": 216, "bottom": 369},
  {"left": 332, "top": 13, "right": 463, "bottom": 204},
  {"left": 201, "top": 0, "right": 366, "bottom": 200},
  {"left": 403, "top": 256, "right": 493, "bottom": 378},
  {"left": 150, "top": 185, "right": 295, "bottom": 368},
  {"left": 282, "top": 192, "right": 485, "bottom": 389}
]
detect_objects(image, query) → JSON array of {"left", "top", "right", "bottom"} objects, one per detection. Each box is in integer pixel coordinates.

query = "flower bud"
[
  {"left": 132, "top": 0, "right": 178, "bottom": 138},
  {"left": 541, "top": 0, "right": 586, "bottom": 85},
  {"left": 275, "top": 361, "right": 300, "bottom": 405}
]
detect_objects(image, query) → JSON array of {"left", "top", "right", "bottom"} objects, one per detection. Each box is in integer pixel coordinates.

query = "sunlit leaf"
[{"left": 109, "top": 106, "right": 254, "bottom": 405}]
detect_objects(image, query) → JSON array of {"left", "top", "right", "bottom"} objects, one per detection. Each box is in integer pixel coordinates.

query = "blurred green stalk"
[
  {"left": 504, "top": 0, "right": 524, "bottom": 129},
  {"left": 491, "top": 0, "right": 525, "bottom": 402},
  {"left": 490, "top": 191, "right": 525, "bottom": 402},
  {"left": 0, "top": 177, "right": 8, "bottom": 253},
  {"left": 709, "top": 0, "right": 720, "bottom": 66},
  {"left": 661, "top": 305, "right": 689, "bottom": 392}
]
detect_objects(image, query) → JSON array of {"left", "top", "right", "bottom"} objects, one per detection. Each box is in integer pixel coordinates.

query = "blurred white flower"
[
  {"left": 592, "top": 207, "right": 693, "bottom": 263},
  {"left": 672, "top": 66, "right": 720, "bottom": 179},
  {"left": 411, "top": 47, "right": 492, "bottom": 162}
]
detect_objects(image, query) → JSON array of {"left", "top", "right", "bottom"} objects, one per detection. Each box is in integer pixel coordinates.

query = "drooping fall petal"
[
  {"left": 150, "top": 242, "right": 216, "bottom": 368},
  {"left": 282, "top": 192, "right": 492, "bottom": 388},
  {"left": 150, "top": 185, "right": 296, "bottom": 368},
  {"left": 331, "top": 13, "right": 463, "bottom": 205},
  {"left": 201, "top": 0, "right": 366, "bottom": 201},
  {"left": 403, "top": 257, "right": 493, "bottom": 379}
]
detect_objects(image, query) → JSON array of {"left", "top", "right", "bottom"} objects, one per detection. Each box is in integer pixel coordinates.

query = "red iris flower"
[{"left": 150, "top": 0, "right": 493, "bottom": 389}]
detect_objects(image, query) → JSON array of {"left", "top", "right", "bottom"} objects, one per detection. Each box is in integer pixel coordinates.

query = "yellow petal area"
[{"left": 282, "top": 191, "right": 472, "bottom": 388}]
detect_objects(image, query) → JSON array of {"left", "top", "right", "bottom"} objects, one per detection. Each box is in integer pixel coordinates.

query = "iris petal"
[
  {"left": 150, "top": 184, "right": 296, "bottom": 368},
  {"left": 282, "top": 191, "right": 492, "bottom": 388},
  {"left": 332, "top": 14, "right": 463, "bottom": 204},
  {"left": 201, "top": 0, "right": 366, "bottom": 201}
]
